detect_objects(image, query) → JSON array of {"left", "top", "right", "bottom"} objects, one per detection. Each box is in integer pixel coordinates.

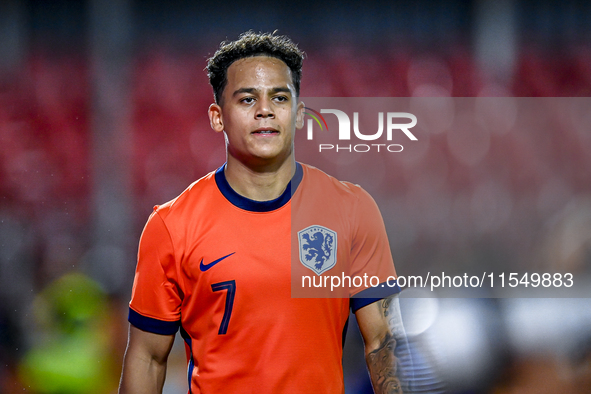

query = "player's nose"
[{"left": 255, "top": 97, "right": 275, "bottom": 119}]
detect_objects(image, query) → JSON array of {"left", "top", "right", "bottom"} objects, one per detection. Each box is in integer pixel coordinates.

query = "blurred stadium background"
[{"left": 1, "top": 0, "right": 590, "bottom": 393}]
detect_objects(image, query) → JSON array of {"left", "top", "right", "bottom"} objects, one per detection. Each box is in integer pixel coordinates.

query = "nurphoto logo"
[{"left": 304, "top": 107, "right": 418, "bottom": 153}]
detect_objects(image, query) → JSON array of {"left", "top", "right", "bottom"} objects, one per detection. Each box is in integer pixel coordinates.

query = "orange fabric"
[{"left": 129, "top": 163, "right": 397, "bottom": 394}]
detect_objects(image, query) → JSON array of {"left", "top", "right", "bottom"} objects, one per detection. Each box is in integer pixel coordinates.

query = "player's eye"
[
  {"left": 274, "top": 95, "right": 288, "bottom": 102},
  {"left": 240, "top": 97, "right": 255, "bottom": 104}
]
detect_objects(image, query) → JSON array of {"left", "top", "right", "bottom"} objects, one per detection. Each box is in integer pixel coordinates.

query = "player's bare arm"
[
  {"left": 355, "top": 294, "right": 407, "bottom": 394},
  {"left": 118, "top": 325, "right": 175, "bottom": 394}
]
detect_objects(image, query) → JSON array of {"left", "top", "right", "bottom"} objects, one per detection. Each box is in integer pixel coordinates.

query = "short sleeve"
[
  {"left": 128, "top": 209, "right": 182, "bottom": 334},
  {"left": 348, "top": 187, "right": 400, "bottom": 311}
]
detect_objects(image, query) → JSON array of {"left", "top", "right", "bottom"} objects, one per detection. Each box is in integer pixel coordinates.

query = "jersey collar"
[{"left": 215, "top": 162, "right": 303, "bottom": 212}]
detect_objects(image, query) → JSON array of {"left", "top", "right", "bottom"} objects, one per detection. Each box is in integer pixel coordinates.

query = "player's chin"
[
  {"left": 251, "top": 150, "right": 283, "bottom": 162},
  {"left": 251, "top": 145, "right": 292, "bottom": 161},
  {"left": 250, "top": 140, "right": 285, "bottom": 152}
]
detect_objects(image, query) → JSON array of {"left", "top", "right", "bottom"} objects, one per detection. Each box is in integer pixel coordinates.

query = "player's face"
[{"left": 208, "top": 56, "right": 304, "bottom": 168}]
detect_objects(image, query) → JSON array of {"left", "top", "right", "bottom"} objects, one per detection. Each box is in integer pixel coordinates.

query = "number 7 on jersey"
[{"left": 211, "top": 280, "right": 236, "bottom": 335}]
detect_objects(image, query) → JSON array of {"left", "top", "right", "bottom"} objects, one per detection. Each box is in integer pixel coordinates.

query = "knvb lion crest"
[{"left": 298, "top": 225, "right": 337, "bottom": 275}]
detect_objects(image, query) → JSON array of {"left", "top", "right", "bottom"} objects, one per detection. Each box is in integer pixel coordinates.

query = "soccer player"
[{"left": 119, "top": 31, "right": 407, "bottom": 394}]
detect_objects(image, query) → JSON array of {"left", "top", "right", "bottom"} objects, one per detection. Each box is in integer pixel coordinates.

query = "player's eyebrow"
[
  {"left": 269, "top": 87, "right": 292, "bottom": 95},
  {"left": 232, "top": 86, "right": 292, "bottom": 97}
]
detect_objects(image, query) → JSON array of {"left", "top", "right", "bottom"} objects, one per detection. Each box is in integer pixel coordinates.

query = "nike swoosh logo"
[{"left": 200, "top": 252, "right": 235, "bottom": 272}]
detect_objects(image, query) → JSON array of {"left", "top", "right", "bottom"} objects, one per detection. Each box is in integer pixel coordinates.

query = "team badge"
[{"left": 298, "top": 225, "right": 337, "bottom": 275}]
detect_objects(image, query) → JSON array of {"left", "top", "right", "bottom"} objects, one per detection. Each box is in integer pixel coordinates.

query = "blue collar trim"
[{"left": 215, "top": 163, "right": 303, "bottom": 212}]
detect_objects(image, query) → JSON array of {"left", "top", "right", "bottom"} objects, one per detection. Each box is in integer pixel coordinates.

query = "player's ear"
[
  {"left": 208, "top": 103, "right": 224, "bottom": 133},
  {"left": 295, "top": 100, "right": 305, "bottom": 129}
]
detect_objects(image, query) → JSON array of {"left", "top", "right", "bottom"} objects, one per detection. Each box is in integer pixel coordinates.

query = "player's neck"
[{"left": 224, "top": 156, "right": 296, "bottom": 202}]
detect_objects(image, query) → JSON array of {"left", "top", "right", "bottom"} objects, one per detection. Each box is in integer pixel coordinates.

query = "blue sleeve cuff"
[
  {"left": 350, "top": 282, "right": 401, "bottom": 312},
  {"left": 128, "top": 308, "right": 180, "bottom": 335}
]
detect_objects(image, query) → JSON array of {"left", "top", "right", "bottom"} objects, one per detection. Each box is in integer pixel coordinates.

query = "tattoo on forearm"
[
  {"left": 381, "top": 296, "right": 405, "bottom": 338},
  {"left": 381, "top": 298, "right": 392, "bottom": 317},
  {"left": 367, "top": 332, "right": 402, "bottom": 394}
]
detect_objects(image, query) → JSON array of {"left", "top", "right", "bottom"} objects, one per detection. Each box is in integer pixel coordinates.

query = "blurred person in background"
[
  {"left": 118, "top": 31, "right": 413, "bottom": 394},
  {"left": 18, "top": 272, "right": 119, "bottom": 394}
]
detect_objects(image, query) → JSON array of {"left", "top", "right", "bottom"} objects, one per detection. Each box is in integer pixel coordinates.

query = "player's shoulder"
[
  {"left": 153, "top": 169, "right": 218, "bottom": 219},
  {"left": 300, "top": 163, "right": 374, "bottom": 203}
]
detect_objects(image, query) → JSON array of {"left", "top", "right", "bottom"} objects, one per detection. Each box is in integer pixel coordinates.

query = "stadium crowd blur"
[{"left": 1, "top": 0, "right": 590, "bottom": 393}]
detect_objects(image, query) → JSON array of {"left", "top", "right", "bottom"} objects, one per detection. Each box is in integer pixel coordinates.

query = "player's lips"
[{"left": 252, "top": 127, "right": 279, "bottom": 135}]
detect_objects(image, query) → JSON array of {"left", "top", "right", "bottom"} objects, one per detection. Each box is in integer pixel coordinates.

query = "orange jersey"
[{"left": 129, "top": 163, "right": 398, "bottom": 393}]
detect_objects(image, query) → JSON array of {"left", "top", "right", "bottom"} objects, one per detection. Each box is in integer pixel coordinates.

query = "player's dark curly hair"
[{"left": 206, "top": 31, "right": 304, "bottom": 104}]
